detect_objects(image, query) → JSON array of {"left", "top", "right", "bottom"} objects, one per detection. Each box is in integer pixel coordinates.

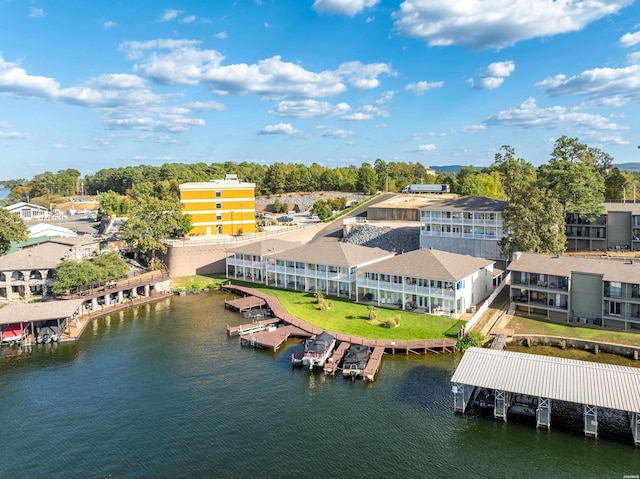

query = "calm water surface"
[{"left": 0, "top": 292, "right": 638, "bottom": 478}]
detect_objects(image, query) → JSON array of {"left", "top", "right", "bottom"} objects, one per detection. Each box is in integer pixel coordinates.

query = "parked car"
[{"left": 277, "top": 216, "right": 294, "bottom": 223}]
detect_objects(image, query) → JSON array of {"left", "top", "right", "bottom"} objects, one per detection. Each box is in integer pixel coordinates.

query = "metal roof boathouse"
[{"left": 451, "top": 347, "right": 640, "bottom": 445}]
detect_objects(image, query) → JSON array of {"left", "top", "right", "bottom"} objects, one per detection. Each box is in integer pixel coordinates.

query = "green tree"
[
  {"left": 311, "top": 199, "right": 332, "bottom": 221},
  {"left": 120, "top": 196, "right": 185, "bottom": 266},
  {"left": 538, "top": 136, "right": 605, "bottom": 221},
  {"left": 500, "top": 185, "right": 566, "bottom": 258},
  {"left": 98, "top": 191, "right": 130, "bottom": 218},
  {"left": 0, "top": 209, "right": 29, "bottom": 254},
  {"left": 492, "top": 145, "right": 536, "bottom": 200},
  {"left": 356, "top": 163, "right": 378, "bottom": 194}
]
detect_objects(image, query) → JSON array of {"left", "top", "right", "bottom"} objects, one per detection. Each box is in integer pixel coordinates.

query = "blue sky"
[{"left": 1, "top": 0, "right": 639, "bottom": 179}]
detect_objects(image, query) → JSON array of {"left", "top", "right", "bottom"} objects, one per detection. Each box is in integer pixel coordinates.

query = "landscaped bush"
[{"left": 456, "top": 330, "right": 485, "bottom": 351}]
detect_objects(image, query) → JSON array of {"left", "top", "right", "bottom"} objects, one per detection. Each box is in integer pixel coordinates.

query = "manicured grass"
[
  {"left": 171, "top": 275, "right": 227, "bottom": 292},
  {"left": 507, "top": 344, "right": 640, "bottom": 368},
  {"left": 229, "top": 280, "right": 463, "bottom": 341},
  {"left": 509, "top": 315, "right": 640, "bottom": 347}
]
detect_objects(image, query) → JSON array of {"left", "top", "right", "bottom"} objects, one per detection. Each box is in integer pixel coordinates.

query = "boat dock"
[
  {"left": 224, "top": 295, "right": 266, "bottom": 312},
  {"left": 227, "top": 318, "right": 281, "bottom": 336},
  {"left": 222, "top": 283, "right": 458, "bottom": 381},
  {"left": 323, "top": 341, "right": 350, "bottom": 375},
  {"left": 451, "top": 347, "right": 640, "bottom": 445},
  {"left": 363, "top": 346, "right": 385, "bottom": 381},
  {"left": 240, "top": 325, "right": 311, "bottom": 351}
]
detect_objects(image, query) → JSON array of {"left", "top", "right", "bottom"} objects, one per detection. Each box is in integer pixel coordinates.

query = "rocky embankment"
[
  {"left": 256, "top": 192, "right": 369, "bottom": 213},
  {"left": 342, "top": 224, "right": 420, "bottom": 253}
]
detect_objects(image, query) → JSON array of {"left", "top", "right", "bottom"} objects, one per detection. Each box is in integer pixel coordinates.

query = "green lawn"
[
  {"left": 221, "top": 278, "right": 464, "bottom": 341},
  {"left": 171, "top": 275, "right": 227, "bottom": 291},
  {"left": 509, "top": 315, "right": 640, "bottom": 347}
]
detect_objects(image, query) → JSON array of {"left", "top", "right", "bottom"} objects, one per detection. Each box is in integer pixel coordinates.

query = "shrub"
[{"left": 456, "top": 330, "right": 485, "bottom": 351}]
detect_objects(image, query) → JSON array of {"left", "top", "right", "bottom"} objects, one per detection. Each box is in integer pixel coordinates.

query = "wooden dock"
[
  {"left": 224, "top": 295, "right": 266, "bottom": 312},
  {"left": 323, "top": 341, "right": 350, "bottom": 376},
  {"left": 222, "top": 283, "right": 458, "bottom": 382},
  {"left": 240, "top": 325, "right": 311, "bottom": 351},
  {"left": 363, "top": 346, "right": 385, "bottom": 382},
  {"left": 227, "top": 318, "right": 281, "bottom": 336}
]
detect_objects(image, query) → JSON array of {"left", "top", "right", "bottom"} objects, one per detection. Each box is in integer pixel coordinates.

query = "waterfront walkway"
[{"left": 221, "top": 283, "right": 457, "bottom": 354}]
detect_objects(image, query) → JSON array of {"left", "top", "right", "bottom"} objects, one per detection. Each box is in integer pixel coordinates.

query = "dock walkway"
[
  {"left": 363, "top": 346, "right": 385, "bottom": 381},
  {"left": 240, "top": 325, "right": 311, "bottom": 351},
  {"left": 323, "top": 341, "right": 350, "bottom": 375}
]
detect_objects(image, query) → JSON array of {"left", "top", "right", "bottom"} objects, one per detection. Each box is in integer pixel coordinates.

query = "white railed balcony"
[{"left": 267, "top": 265, "right": 297, "bottom": 275}]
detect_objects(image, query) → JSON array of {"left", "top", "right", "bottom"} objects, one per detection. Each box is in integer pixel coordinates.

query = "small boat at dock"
[
  {"left": 293, "top": 331, "right": 336, "bottom": 370},
  {"left": 1, "top": 322, "right": 27, "bottom": 344},
  {"left": 342, "top": 344, "right": 371, "bottom": 379}
]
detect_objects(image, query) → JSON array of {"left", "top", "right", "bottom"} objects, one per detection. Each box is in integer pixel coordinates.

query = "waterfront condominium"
[{"left": 179, "top": 175, "right": 256, "bottom": 236}]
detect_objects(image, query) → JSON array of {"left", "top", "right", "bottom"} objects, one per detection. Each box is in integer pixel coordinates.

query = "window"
[
  {"left": 216, "top": 214, "right": 222, "bottom": 220},
  {"left": 215, "top": 190, "right": 221, "bottom": 197},
  {"left": 609, "top": 301, "right": 621, "bottom": 315},
  {"left": 216, "top": 202, "right": 222, "bottom": 209}
]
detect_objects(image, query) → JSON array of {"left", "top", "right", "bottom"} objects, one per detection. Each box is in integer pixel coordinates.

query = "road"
[{"left": 311, "top": 192, "right": 397, "bottom": 242}]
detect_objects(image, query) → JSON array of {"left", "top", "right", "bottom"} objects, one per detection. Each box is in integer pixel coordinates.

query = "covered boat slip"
[
  {"left": 451, "top": 347, "right": 640, "bottom": 444},
  {"left": 0, "top": 299, "right": 85, "bottom": 345}
]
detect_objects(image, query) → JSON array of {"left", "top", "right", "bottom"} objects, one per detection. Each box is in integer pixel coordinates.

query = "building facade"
[
  {"left": 419, "top": 196, "right": 507, "bottom": 260},
  {"left": 356, "top": 249, "right": 494, "bottom": 317},
  {"left": 225, "top": 239, "right": 301, "bottom": 283},
  {"left": 508, "top": 252, "right": 640, "bottom": 330},
  {"left": 565, "top": 202, "right": 640, "bottom": 252},
  {"left": 263, "top": 243, "right": 395, "bottom": 299},
  {"left": 4, "top": 202, "right": 49, "bottom": 220},
  {"left": 179, "top": 176, "right": 256, "bottom": 236}
]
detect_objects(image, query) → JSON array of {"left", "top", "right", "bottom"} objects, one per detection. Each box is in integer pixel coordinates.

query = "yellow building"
[{"left": 179, "top": 176, "right": 256, "bottom": 236}]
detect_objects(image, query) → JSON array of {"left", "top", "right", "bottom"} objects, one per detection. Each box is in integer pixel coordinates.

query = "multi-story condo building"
[
  {"left": 179, "top": 175, "right": 256, "bottom": 236},
  {"left": 225, "top": 239, "right": 300, "bottom": 283},
  {"left": 565, "top": 202, "right": 640, "bottom": 252},
  {"left": 264, "top": 243, "right": 395, "bottom": 299},
  {"left": 508, "top": 252, "right": 640, "bottom": 330},
  {"left": 356, "top": 248, "right": 494, "bottom": 317},
  {"left": 419, "top": 196, "right": 507, "bottom": 260}
]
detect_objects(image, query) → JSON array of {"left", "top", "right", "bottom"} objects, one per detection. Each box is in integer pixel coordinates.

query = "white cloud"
[
  {"left": 158, "top": 9, "right": 183, "bottom": 22},
  {"left": 214, "top": 31, "right": 227, "bottom": 39},
  {"left": 121, "top": 42, "right": 392, "bottom": 99},
  {"left": 536, "top": 63, "right": 640, "bottom": 104},
  {"left": 470, "top": 61, "right": 515, "bottom": 90},
  {"left": 183, "top": 100, "right": 225, "bottom": 111},
  {"left": 271, "top": 100, "right": 350, "bottom": 119},
  {"left": 392, "top": 0, "right": 632, "bottom": 50},
  {"left": 620, "top": 31, "right": 640, "bottom": 47},
  {"left": 317, "top": 126, "right": 354, "bottom": 138},
  {"left": 335, "top": 61, "right": 394, "bottom": 90},
  {"left": 53, "top": 143, "right": 68, "bottom": 149},
  {"left": 259, "top": 123, "right": 301, "bottom": 135},
  {"left": 313, "top": 0, "right": 379, "bottom": 16},
  {"left": 103, "top": 21, "right": 117, "bottom": 29},
  {"left": 0, "top": 131, "right": 26, "bottom": 140},
  {"left": 376, "top": 90, "right": 395, "bottom": 104},
  {"left": 180, "top": 15, "right": 197, "bottom": 24},
  {"left": 405, "top": 80, "right": 444, "bottom": 95},
  {"left": 28, "top": 7, "right": 44, "bottom": 18},
  {"left": 485, "top": 97, "right": 627, "bottom": 133},
  {"left": 462, "top": 124, "right": 487, "bottom": 133},
  {"left": 342, "top": 112, "right": 373, "bottom": 121},
  {"left": 415, "top": 144, "right": 437, "bottom": 152}
]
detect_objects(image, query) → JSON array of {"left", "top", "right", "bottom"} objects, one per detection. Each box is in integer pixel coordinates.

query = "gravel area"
[
  {"left": 341, "top": 224, "right": 420, "bottom": 253},
  {"left": 256, "top": 192, "right": 370, "bottom": 213}
]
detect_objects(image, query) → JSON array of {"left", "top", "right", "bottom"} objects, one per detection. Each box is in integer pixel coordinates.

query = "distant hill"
[
  {"left": 614, "top": 163, "right": 640, "bottom": 172},
  {"left": 430, "top": 165, "right": 469, "bottom": 173}
]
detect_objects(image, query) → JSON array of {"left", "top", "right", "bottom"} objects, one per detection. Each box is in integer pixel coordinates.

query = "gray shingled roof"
[
  {"left": 0, "top": 299, "right": 84, "bottom": 325},
  {"left": 0, "top": 242, "right": 71, "bottom": 270},
  {"left": 269, "top": 242, "right": 395, "bottom": 267},
  {"left": 359, "top": 248, "right": 493, "bottom": 281},
  {"left": 451, "top": 347, "right": 640, "bottom": 413},
  {"left": 227, "top": 239, "right": 301, "bottom": 257},
  {"left": 507, "top": 252, "right": 640, "bottom": 284},
  {"left": 419, "top": 196, "right": 507, "bottom": 212}
]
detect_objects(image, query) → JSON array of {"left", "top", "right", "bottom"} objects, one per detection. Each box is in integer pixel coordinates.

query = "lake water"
[
  {"left": 0, "top": 187, "right": 10, "bottom": 201},
  {"left": 1, "top": 292, "right": 638, "bottom": 478}
]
